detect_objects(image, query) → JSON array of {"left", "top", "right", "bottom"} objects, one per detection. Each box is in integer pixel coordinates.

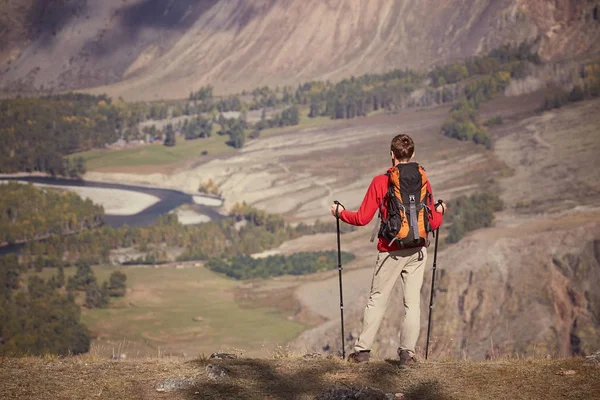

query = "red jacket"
[{"left": 339, "top": 166, "right": 444, "bottom": 252}]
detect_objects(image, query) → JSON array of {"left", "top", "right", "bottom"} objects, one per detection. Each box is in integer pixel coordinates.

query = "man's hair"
[{"left": 391, "top": 134, "right": 415, "bottom": 161}]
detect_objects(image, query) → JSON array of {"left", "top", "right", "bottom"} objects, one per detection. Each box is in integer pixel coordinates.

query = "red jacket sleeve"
[
  {"left": 339, "top": 175, "right": 387, "bottom": 226},
  {"left": 426, "top": 181, "right": 444, "bottom": 231}
]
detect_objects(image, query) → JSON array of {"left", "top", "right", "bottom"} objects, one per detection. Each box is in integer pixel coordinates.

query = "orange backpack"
[{"left": 378, "top": 162, "right": 432, "bottom": 247}]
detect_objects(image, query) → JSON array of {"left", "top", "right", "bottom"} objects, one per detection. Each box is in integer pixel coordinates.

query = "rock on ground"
[
  {"left": 155, "top": 377, "right": 196, "bottom": 392},
  {"left": 314, "top": 386, "right": 400, "bottom": 400},
  {"left": 585, "top": 350, "right": 600, "bottom": 366},
  {"left": 205, "top": 364, "right": 230, "bottom": 380}
]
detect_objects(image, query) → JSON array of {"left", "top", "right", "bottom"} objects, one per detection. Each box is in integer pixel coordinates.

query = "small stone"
[
  {"left": 556, "top": 369, "right": 577, "bottom": 376},
  {"left": 585, "top": 350, "right": 600, "bottom": 366},
  {"left": 315, "top": 386, "right": 390, "bottom": 400},
  {"left": 303, "top": 353, "right": 322, "bottom": 359},
  {"left": 155, "top": 377, "right": 196, "bottom": 392},
  {"left": 209, "top": 352, "right": 237, "bottom": 359},
  {"left": 192, "top": 316, "right": 204, "bottom": 322},
  {"left": 386, "top": 394, "right": 406, "bottom": 400},
  {"left": 206, "top": 364, "right": 229, "bottom": 380}
]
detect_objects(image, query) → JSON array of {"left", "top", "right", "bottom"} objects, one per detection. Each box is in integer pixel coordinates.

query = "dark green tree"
[
  {"left": 85, "top": 282, "right": 108, "bottom": 309},
  {"left": 67, "top": 262, "right": 97, "bottom": 291},
  {"left": 163, "top": 124, "right": 176, "bottom": 147},
  {"left": 57, "top": 266, "right": 65, "bottom": 288},
  {"left": 108, "top": 271, "right": 127, "bottom": 297},
  {"left": 0, "top": 259, "right": 90, "bottom": 356}
]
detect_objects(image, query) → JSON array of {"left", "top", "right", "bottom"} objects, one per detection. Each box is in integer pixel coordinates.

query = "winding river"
[
  {"left": 2, "top": 176, "right": 224, "bottom": 227},
  {"left": 0, "top": 176, "right": 224, "bottom": 255}
]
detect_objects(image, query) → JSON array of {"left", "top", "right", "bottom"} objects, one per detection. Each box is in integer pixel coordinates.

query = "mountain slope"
[
  {"left": 1, "top": 0, "right": 599, "bottom": 100},
  {"left": 288, "top": 97, "right": 600, "bottom": 360}
]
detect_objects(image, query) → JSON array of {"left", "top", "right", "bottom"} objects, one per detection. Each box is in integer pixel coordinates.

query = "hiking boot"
[
  {"left": 347, "top": 350, "right": 370, "bottom": 363},
  {"left": 397, "top": 349, "right": 418, "bottom": 366}
]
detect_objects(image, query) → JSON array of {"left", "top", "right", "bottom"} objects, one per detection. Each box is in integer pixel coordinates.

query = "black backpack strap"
[
  {"left": 409, "top": 194, "right": 419, "bottom": 241},
  {"left": 372, "top": 171, "right": 392, "bottom": 243}
]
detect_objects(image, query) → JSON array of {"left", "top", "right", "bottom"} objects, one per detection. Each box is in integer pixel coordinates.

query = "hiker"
[{"left": 330, "top": 133, "right": 446, "bottom": 365}]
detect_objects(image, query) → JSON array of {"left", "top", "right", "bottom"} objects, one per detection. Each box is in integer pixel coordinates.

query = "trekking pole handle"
[
  {"left": 333, "top": 200, "right": 345, "bottom": 218},
  {"left": 435, "top": 199, "right": 445, "bottom": 215}
]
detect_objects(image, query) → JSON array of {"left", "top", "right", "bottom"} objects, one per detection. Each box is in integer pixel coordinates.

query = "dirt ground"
[{"left": 1, "top": 354, "right": 598, "bottom": 400}]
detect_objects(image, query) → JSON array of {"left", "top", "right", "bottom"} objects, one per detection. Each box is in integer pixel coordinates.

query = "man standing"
[{"left": 330, "top": 134, "right": 446, "bottom": 365}]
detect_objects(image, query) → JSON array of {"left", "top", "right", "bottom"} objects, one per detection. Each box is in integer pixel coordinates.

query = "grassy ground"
[
  {"left": 73, "top": 132, "right": 232, "bottom": 172},
  {"left": 73, "top": 107, "right": 365, "bottom": 172},
  {"left": 35, "top": 265, "right": 307, "bottom": 358},
  {"left": 1, "top": 354, "right": 598, "bottom": 400}
]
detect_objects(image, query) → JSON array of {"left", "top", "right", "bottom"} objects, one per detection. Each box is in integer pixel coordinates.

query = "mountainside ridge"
[{"left": 1, "top": 0, "right": 599, "bottom": 100}]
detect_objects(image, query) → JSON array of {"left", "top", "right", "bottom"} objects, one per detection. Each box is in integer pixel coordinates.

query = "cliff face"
[
  {"left": 426, "top": 224, "right": 600, "bottom": 359},
  {"left": 291, "top": 223, "right": 600, "bottom": 360},
  {"left": 1, "top": 0, "right": 599, "bottom": 99},
  {"left": 517, "top": 0, "right": 600, "bottom": 60}
]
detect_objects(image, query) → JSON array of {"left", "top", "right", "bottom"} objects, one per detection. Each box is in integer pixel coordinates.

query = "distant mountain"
[{"left": 1, "top": 0, "right": 599, "bottom": 100}]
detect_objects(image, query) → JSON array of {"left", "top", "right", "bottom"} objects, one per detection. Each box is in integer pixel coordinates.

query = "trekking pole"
[
  {"left": 426, "top": 199, "right": 444, "bottom": 360},
  {"left": 334, "top": 200, "right": 346, "bottom": 359}
]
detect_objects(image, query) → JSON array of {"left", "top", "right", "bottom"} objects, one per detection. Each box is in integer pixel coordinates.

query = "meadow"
[{"left": 35, "top": 264, "right": 307, "bottom": 358}]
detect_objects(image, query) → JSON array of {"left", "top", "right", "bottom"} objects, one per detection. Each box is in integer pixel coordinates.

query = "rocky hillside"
[
  {"left": 289, "top": 97, "right": 600, "bottom": 360},
  {"left": 1, "top": 0, "right": 599, "bottom": 100}
]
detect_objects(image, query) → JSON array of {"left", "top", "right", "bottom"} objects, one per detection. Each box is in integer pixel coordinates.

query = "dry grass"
[{"left": 1, "top": 353, "right": 598, "bottom": 400}]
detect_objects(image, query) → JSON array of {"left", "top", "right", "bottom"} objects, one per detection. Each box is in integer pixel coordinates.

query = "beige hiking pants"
[{"left": 354, "top": 247, "right": 427, "bottom": 357}]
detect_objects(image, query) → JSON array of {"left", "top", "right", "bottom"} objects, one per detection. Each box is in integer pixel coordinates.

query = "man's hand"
[
  {"left": 330, "top": 203, "right": 345, "bottom": 218},
  {"left": 435, "top": 201, "right": 447, "bottom": 215}
]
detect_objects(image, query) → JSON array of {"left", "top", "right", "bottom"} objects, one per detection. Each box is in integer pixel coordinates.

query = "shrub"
[
  {"left": 206, "top": 251, "right": 356, "bottom": 280},
  {"left": 484, "top": 116, "right": 504, "bottom": 126},
  {"left": 444, "top": 192, "right": 504, "bottom": 244}
]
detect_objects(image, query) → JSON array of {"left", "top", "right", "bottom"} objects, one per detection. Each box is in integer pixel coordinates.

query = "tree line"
[
  {"left": 66, "top": 262, "right": 127, "bottom": 308},
  {"left": 300, "top": 70, "right": 422, "bottom": 120},
  {"left": 430, "top": 42, "right": 540, "bottom": 87},
  {"left": 0, "top": 253, "right": 127, "bottom": 356},
  {"left": 16, "top": 201, "right": 354, "bottom": 270},
  {"left": 0, "top": 254, "right": 90, "bottom": 356},
  {"left": 0, "top": 93, "right": 120, "bottom": 176},
  {"left": 206, "top": 251, "right": 355, "bottom": 280},
  {"left": 539, "top": 62, "right": 600, "bottom": 111},
  {"left": 440, "top": 42, "right": 541, "bottom": 148},
  {"left": 157, "top": 105, "right": 300, "bottom": 149},
  {"left": 0, "top": 93, "right": 191, "bottom": 175},
  {"left": 0, "top": 182, "right": 104, "bottom": 246}
]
